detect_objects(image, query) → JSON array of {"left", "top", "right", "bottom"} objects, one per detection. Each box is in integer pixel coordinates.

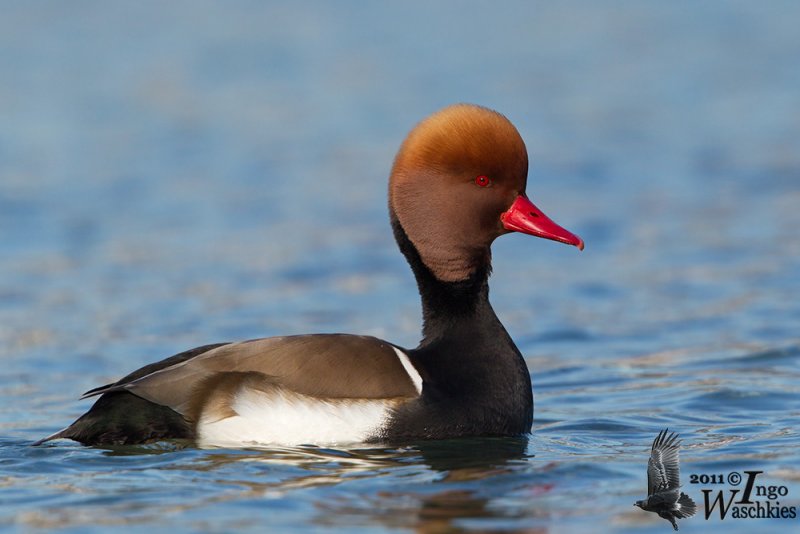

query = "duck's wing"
[
  {"left": 647, "top": 429, "right": 682, "bottom": 496},
  {"left": 80, "top": 342, "right": 232, "bottom": 398},
  {"left": 82, "top": 334, "right": 422, "bottom": 421}
]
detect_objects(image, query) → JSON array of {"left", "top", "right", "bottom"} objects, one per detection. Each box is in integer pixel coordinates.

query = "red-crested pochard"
[{"left": 36, "top": 104, "right": 583, "bottom": 448}]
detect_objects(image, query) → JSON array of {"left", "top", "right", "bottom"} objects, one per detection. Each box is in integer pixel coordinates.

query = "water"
[{"left": 2, "top": 2, "right": 799, "bottom": 532}]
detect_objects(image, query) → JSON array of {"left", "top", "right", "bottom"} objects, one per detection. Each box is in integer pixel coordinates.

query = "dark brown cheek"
[
  {"left": 473, "top": 200, "right": 506, "bottom": 243},
  {"left": 489, "top": 188, "right": 515, "bottom": 220},
  {"left": 491, "top": 190, "right": 519, "bottom": 236}
]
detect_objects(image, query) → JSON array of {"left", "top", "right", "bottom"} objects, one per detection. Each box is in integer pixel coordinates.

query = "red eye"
[{"left": 475, "top": 175, "right": 491, "bottom": 187}]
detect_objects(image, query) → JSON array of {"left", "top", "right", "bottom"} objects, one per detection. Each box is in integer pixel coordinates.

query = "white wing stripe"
[{"left": 393, "top": 347, "right": 423, "bottom": 395}]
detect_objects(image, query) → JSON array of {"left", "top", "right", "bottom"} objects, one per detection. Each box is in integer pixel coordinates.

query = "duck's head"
[{"left": 389, "top": 104, "right": 583, "bottom": 283}]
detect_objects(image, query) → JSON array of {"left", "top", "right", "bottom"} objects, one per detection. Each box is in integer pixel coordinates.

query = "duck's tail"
[
  {"left": 31, "top": 428, "right": 71, "bottom": 446},
  {"left": 31, "top": 391, "right": 194, "bottom": 446}
]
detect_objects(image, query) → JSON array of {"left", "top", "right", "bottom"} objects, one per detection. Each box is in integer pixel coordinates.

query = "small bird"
[{"left": 634, "top": 429, "right": 697, "bottom": 530}]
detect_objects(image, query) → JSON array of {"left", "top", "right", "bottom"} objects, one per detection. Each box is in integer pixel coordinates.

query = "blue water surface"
[{"left": 1, "top": 2, "right": 799, "bottom": 532}]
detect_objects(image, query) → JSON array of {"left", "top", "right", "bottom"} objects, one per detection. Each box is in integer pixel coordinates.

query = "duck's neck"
[
  {"left": 391, "top": 215, "right": 533, "bottom": 439},
  {"left": 391, "top": 215, "right": 498, "bottom": 343}
]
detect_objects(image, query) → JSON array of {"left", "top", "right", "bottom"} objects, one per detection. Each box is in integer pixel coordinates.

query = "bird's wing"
[
  {"left": 646, "top": 429, "right": 682, "bottom": 495},
  {"left": 80, "top": 342, "right": 231, "bottom": 398},
  {"left": 81, "top": 334, "right": 422, "bottom": 422},
  {"left": 646, "top": 487, "right": 681, "bottom": 507}
]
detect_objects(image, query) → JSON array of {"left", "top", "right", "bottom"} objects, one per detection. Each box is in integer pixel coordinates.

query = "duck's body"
[{"left": 37, "top": 104, "right": 582, "bottom": 448}]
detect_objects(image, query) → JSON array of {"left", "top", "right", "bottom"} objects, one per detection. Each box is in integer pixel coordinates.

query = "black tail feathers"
[{"left": 675, "top": 492, "right": 697, "bottom": 518}]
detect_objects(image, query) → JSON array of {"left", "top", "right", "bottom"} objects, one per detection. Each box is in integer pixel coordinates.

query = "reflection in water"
[
  {"left": 411, "top": 436, "right": 530, "bottom": 473},
  {"left": 86, "top": 437, "right": 545, "bottom": 531},
  {"left": 302, "top": 437, "right": 553, "bottom": 532}
]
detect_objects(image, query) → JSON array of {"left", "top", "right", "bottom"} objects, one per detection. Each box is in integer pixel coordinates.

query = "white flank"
[
  {"left": 393, "top": 346, "right": 423, "bottom": 394},
  {"left": 196, "top": 387, "right": 392, "bottom": 448}
]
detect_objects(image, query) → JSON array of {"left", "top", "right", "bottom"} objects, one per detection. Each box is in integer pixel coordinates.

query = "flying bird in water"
[{"left": 634, "top": 429, "right": 697, "bottom": 530}]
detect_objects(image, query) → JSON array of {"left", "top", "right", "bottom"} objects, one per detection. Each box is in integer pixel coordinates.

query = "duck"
[{"left": 36, "top": 104, "right": 583, "bottom": 448}]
